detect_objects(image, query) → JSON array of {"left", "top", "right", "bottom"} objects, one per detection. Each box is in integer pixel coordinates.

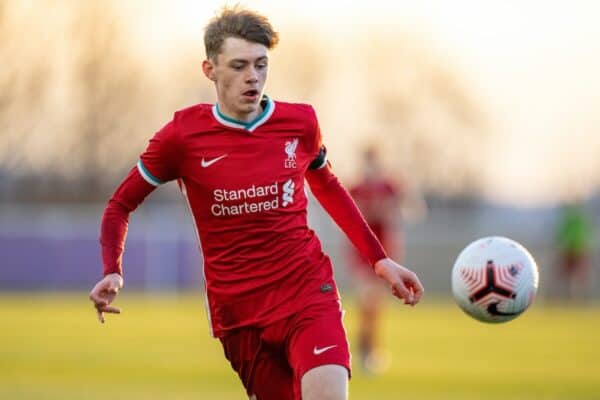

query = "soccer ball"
[{"left": 451, "top": 236, "right": 539, "bottom": 323}]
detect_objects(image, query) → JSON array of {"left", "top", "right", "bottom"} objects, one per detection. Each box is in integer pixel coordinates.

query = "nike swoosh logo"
[
  {"left": 487, "top": 302, "right": 523, "bottom": 317},
  {"left": 201, "top": 154, "right": 227, "bottom": 168},
  {"left": 313, "top": 345, "right": 337, "bottom": 355}
]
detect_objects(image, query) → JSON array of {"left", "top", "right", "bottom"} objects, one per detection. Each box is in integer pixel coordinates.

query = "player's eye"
[
  {"left": 230, "top": 62, "right": 245, "bottom": 70},
  {"left": 256, "top": 63, "right": 267, "bottom": 70}
]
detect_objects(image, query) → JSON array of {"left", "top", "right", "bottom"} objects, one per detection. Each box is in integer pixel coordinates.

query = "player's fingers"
[
  {"left": 96, "top": 308, "right": 105, "bottom": 324},
  {"left": 413, "top": 286, "right": 424, "bottom": 304},
  {"left": 97, "top": 305, "right": 121, "bottom": 314},
  {"left": 392, "top": 281, "right": 414, "bottom": 304},
  {"left": 410, "top": 277, "right": 425, "bottom": 304},
  {"left": 89, "top": 292, "right": 107, "bottom": 307},
  {"left": 401, "top": 287, "right": 418, "bottom": 306}
]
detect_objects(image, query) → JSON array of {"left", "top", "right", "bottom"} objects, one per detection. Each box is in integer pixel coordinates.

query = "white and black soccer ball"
[{"left": 451, "top": 236, "right": 539, "bottom": 323}]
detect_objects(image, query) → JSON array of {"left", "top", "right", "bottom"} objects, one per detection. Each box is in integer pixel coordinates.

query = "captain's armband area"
[{"left": 308, "top": 146, "right": 327, "bottom": 170}]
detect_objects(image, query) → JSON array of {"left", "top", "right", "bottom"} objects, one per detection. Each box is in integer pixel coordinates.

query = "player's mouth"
[{"left": 242, "top": 89, "right": 260, "bottom": 102}]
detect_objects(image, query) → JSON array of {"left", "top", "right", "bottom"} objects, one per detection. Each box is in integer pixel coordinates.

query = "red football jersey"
[
  {"left": 349, "top": 179, "right": 399, "bottom": 246},
  {"left": 102, "top": 96, "right": 386, "bottom": 337},
  {"left": 136, "top": 97, "right": 354, "bottom": 336}
]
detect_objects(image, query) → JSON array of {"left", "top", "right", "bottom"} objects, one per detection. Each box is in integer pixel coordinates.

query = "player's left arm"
[{"left": 305, "top": 158, "right": 424, "bottom": 305}]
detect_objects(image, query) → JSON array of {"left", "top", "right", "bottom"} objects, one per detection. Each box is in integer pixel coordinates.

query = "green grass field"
[{"left": 1, "top": 293, "right": 599, "bottom": 399}]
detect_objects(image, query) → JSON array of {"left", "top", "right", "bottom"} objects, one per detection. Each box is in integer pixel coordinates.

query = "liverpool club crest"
[{"left": 284, "top": 138, "right": 298, "bottom": 169}]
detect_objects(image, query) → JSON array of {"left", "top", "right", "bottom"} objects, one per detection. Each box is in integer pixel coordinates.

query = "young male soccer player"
[
  {"left": 348, "top": 147, "right": 404, "bottom": 374},
  {"left": 89, "top": 7, "right": 424, "bottom": 400}
]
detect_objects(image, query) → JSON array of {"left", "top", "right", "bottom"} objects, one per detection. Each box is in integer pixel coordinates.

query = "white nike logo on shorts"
[
  {"left": 201, "top": 154, "right": 227, "bottom": 168},
  {"left": 313, "top": 345, "right": 337, "bottom": 355}
]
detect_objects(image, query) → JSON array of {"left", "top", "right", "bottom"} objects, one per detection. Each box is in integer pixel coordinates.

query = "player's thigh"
[
  {"left": 249, "top": 352, "right": 295, "bottom": 400},
  {"left": 287, "top": 300, "right": 351, "bottom": 398},
  {"left": 220, "top": 329, "right": 295, "bottom": 400},
  {"left": 301, "top": 364, "right": 348, "bottom": 400}
]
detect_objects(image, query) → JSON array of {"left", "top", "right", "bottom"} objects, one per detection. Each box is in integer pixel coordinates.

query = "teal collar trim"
[{"left": 212, "top": 95, "right": 275, "bottom": 132}]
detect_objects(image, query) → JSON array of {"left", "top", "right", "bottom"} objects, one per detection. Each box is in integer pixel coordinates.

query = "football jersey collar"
[{"left": 212, "top": 95, "right": 275, "bottom": 132}]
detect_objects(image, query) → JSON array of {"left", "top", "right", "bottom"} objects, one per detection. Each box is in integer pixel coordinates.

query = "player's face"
[{"left": 203, "top": 37, "right": 269, "bottom": 122}]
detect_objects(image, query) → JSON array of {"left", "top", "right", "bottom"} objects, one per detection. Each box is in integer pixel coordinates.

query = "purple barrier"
[{"left": 0, "top": 234, "right": 204, "bottom": 290}]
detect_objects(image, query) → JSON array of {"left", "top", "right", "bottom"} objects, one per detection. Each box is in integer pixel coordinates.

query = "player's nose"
[{"left": 245, "top": 66, "right": 259, "bottom": 83}]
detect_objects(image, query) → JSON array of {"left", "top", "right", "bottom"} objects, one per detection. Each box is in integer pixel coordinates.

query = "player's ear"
[{"left": 202, "top": 59, "right": 216, "bottom": 82}]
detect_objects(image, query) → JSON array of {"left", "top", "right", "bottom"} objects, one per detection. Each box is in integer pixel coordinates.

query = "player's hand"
[
  {"left": 89, "top": 273, "right": 123, "bottom": 323},
  {"left": 374, "top": 258, "right": 424, "bottom": 306}
]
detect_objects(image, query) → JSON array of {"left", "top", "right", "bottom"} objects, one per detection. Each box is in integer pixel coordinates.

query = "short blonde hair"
[{"left": 204, "top": 6, "right": 279, "bottom": 61}]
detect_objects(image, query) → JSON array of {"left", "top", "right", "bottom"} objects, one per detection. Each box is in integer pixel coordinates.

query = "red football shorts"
[{"left": 219, "top": 299, "right": 351, "bottom": 400}]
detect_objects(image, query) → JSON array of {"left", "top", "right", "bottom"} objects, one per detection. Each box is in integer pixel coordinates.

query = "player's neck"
[
  {"left": 212, "top": 96, "right": 274, "bottom": 131},
  {"left": 216, "top": 102, "right": 263, "bottom": 123}
]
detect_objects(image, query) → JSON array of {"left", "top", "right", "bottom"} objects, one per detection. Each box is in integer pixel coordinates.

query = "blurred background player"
[
  {"left": 556, "top": 201, "right": 595, "bottom": 302},
  {"left": 348, "top": 146, "right": 404, "bottom": 374}
]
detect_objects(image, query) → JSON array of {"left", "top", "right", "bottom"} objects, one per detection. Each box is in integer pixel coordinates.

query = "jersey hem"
[{"left": 210, "top": 293, "right": 340, "bottom": 338}]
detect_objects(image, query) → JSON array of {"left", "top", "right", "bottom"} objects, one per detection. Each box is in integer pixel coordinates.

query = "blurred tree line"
[
  {"left": 0, "top": 1, "right": 487, "bottom": 203},
  {"left": 1, "top": 1, "right": 143, "bottom": 201}
]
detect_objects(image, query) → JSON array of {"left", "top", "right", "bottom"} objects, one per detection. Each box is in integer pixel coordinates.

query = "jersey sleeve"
[
  {"left": 137, "top": 119, "right": 183, "bottom": 186},
  {"left": 100, "top": 167, "right": 155, "bottom": 275},
  {"left": 100, "top": 117, "right": 182, "bottom": 276},
  {"left": 305, "top": 106, "right": 328, "bottom": 170},
  {"left": 306, "top": 164, "right": 387, "bottom": 266}
]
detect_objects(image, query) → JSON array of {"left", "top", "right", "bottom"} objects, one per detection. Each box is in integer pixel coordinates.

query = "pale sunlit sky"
[{"left": 118, "top": 0, "right": 600, "bottom": 206}]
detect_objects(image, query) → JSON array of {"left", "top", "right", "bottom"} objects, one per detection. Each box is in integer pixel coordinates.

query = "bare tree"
[
  {"left": 0, "top": 1, "right": 54, "bottom": 200},
  {"left": 68, "top": 1, "right": 146, "bottom": 200}
]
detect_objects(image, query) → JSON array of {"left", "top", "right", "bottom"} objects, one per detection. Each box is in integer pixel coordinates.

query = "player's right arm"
[
  {"left": 303, "top": 106, "right": 423, "bottom": 306},
  {"left": 305, "top": 161, "right": 423, "bottom": 306},
  {"left": 89, "top": 119, "right": 183, "bottom": 323}
]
